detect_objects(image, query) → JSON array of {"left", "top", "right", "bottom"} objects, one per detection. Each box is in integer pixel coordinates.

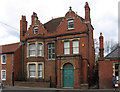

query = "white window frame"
[
  {"left": 47, "top": 43, "right": 55, "bottom": 60},
  {"left": 64, "top": 41, "right": 70, "bottom": 54},
  {"left": 1, "top": 70, "right": 6, "bottom": 81},
  {"left": 68, "top": 20, "right": 74, "bottom": 30},
  {"left": 38, "top": 43, "right": 42, "bottom": 57},
  {"left": 27, "top": 62, "right": 44, "bottom": 79},
  {"left": 1, "top": 54, "right": 6, "bottom": 64},
  {"left": 33, "top": 26, "right": 38, "bottom": 34},
  {"left": 72, "top": 40, "right": 79, "bottom": 54}
]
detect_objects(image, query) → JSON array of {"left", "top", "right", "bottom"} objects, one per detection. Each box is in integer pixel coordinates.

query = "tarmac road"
[{"left": 1, "top": 86, "right": 119, "bottom": 92}]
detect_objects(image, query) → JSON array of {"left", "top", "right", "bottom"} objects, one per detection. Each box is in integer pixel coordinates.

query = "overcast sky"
[{"left": 0, "top": 0, "right": 119, "bottom": 45}]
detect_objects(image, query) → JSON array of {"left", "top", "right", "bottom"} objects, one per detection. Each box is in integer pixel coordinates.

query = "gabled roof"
[
  {"left": 44, "top": 17, "right": 64, "bottom": 33},
  {"left": 105, "top": 46, "right": 120, "bottom": 58},
  {"left": 0, "top": 42, "right": 21, "bottom": 54}
]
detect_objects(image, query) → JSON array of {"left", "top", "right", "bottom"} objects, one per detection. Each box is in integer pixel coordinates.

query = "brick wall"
[{"left": 98, "top": 60, "right": 115, "bottom": 89}]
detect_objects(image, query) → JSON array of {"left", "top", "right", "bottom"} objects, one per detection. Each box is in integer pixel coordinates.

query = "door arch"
[{"left": 63, "top": 63, "right": 74, "bottom": 88}]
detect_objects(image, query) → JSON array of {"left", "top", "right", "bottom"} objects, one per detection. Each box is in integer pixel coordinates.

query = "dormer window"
[
  {"left": 33, "top": 26, "right": 38, "bottom": 34},
  {"left": 68, "top": 20, "right": 74, "bottom": 30}
]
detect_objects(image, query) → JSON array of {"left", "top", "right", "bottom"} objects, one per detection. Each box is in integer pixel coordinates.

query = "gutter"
[
  {"left": 21, "top": 42, "right": 25, "bottom": 76},
  {"left": 12, "top": 54, "right": 14, "bottom": 86},
  {"left": 85, "top": 23, "right": 90, "bottom": 88},
  {"left": 54, "top": 38, "right": 57, "bottom": 87}
]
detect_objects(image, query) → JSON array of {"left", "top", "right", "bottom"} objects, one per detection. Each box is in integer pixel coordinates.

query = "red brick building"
[
  {"left": 0, "top": 2, "right": 95, "bottom": 88},
  {"left": 98, "top": 33, "right": 120, "bottom": 89},
  {"left": 0, "top": 43, "right": 22, "bottom": 86}
]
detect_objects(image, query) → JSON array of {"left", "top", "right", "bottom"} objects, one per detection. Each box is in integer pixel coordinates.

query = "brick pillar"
[{"left": 99, "top": 32, "right": 104, "bottom": 57}]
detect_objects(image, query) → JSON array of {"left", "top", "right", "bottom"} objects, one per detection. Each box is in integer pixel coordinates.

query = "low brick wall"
[{"left": 14, "top": 81, "right": 50, "bottom": 88}]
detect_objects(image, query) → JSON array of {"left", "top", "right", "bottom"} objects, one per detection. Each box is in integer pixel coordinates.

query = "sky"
[{"left": 0, "top": 0, "right": 119, "bottom": 45}]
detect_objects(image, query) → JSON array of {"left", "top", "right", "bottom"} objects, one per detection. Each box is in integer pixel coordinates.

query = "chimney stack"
[
  {"left": 99, "top": 32, "right": 104, "bottom": 57},
  {"left": 84, "top": 2, "right": 90, "bottom": 22},
  {"left": 20, "top": 15, "right": 27, "bottom": 41}
]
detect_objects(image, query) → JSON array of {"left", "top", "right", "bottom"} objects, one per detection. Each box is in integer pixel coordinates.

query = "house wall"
[
  {"left": 98, "top": 60, "right": 120, "bottom": 89},
  {"left": 14, "top": 45, "right": 22, "bottom": 81},
  {"left": 0, "top": 54, "right": 13, "bottom": 86}
]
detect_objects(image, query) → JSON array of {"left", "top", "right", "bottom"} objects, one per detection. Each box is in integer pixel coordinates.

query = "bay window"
[
  {"left": 27, "top": 42, "right": 44, "bottom": 57},
  {"left": 27, "top": 62, "right": 44, "bottom": 79}
]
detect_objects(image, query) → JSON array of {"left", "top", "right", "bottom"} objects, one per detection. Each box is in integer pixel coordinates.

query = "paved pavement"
[{"left": 1, "top": 86, "right": 120, "bottom": 92}]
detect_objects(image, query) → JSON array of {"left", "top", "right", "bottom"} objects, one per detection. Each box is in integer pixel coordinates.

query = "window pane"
[
  {"left": 51, "top": 43, "right": 55, "bottom": 47},
  {"left": 73, "top": 48, "right": 79, "bottom": 54},
  {"left": 38, "top": 72, "right": 42, "bottom": 78},
  {"left": 38, "top": 64, "right": 42, "bottom": 77},
  {"left": 30, "top": 50, "right": 35, "bottom": 56},
  {"left": 29, "top": 64, "right": 36, "bottom": 70},
  {"left": 29, "top": 71, "right": 36, "bottom": 77},
  {"left": 34, "top": 26, "right": 38, "bottom": 34},
  {"left": 29, "top": 64, "right": 36, "bottom": 77},
  {"left": 68, "top": 20, "right": 74, "bottom": 29},
  {"left": 38, "top": 50, "right": 42, "bottom": 56},
  {"left": 38, "top": 64, "right": 42, "bottom": 70},
  {"left": 48, "top": 49, "right": 51, "bottom": 54},
  {"left": 73, "top": 41, "right": 79, "bottom": 47},
  {"left": 52, "top": 54, "right": 55, "bottom": 59},
  {"left": 52, "top": 49, "right": 55, "bottom": 53},
  {"left": 38, "top": 44, "right": 42, "bottom": 50},
  {"left": 29, "top": 44, "right": 35, "bottom": 50},
  {"left": 29, "top": 44, "right": 35, "bottom": 56},
  {"left": 64, "top": 48, "right": 70, "bottom": 54},
  {"left": 1, "top": 70, "right": 6, "bottom": 80},
  {"left": 2, "top": 55, "right": 6, "bottom": 64},
  {"left": 64, "top": 42, "right": 70, "bottom": 48},
  {"left": 48, "top": 44, "right": 51, "bottom": 48}
]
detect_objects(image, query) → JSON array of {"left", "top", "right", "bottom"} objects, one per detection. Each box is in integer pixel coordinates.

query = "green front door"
[{"left": 63, "top": 63, "right": 74, "bottom": 88}]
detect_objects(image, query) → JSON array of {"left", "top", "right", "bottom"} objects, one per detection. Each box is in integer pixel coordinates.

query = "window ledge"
[
  {"left": 2, "top": 63, "right": 6, "bottom": 65},
  {"left": 67, "top": 28, "right": 75, "bottom": 31},
  {"left": 47, "top": 59, "right": 55, "bottom": 61},
  {"left": 2, "top": 79, "right": 6, "bottom": 81},
  {"left": 28, "top": 56, "right": 44, "bottom": 58}
]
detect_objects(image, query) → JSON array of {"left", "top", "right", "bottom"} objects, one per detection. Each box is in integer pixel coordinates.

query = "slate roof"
[
  {"left": 44, "top": 17, "right": 64, "bottom": 33},
  {"left": 105, "top": 46, "right": 120, "bottom": 58},
  {"left": 0, "top": 42, "right": 20, "bottom": 54}
]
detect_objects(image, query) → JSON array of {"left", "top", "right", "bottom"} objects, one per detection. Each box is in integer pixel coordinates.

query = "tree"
[{"left": 104, "top": 39, "right": 118, "bottom": 54}]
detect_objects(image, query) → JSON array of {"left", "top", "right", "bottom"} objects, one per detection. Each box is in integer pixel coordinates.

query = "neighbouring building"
[
  {"left": 0, "top": 43, "right": 22, "bottom": 86},
  {"left": 0, "top": 2, "right": 95, "bottom": 88},
  {"left": 98, "top": 33, "right": 120, "bottom": 89}
]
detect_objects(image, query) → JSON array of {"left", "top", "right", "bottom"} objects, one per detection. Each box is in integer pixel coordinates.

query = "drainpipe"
[
  {"left": 85, "top": 23, "right": 90, "bottom": 88},
  {"left": 54, "top": 38, "right": 57, "bottom": 87},
  {"left": 21, "top": 42, "right": 25, "bottom": 76},
  {"left": 12, "top": 54, "right": 14, "bottom": 86}
]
